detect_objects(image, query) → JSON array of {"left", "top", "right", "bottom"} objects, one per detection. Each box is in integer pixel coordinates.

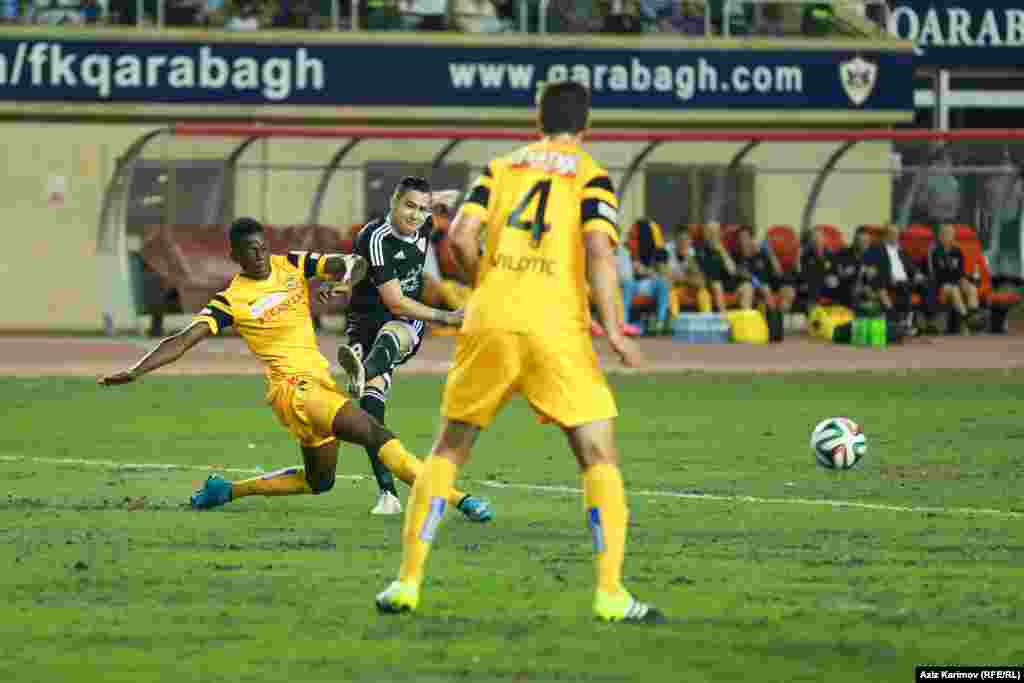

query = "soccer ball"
[{"left": 810, "top": 417, "right": 866, "bottom": 470}]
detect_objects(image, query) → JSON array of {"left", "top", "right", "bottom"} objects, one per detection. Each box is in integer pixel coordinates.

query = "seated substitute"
[
  {"left": 797, "top": 226, "right": 841, "bottom": 310},
  {"left": 863, "top": 224, "right": 930, "bottom": 336},
  {"left": 830, "top": 225, "right": 873, "bottom": 310},
  {"left": 735, "top": 225, "right": 795, "bottom": 314},
  {"left": 928, "top": 223, "right": 987, "bottom": 333},
  {"left": 696, "top": 223, "right": 753, "bottom": 312},
  {"left": 622, "top": 218, "right": 672, "bottom": 335},
  {"left": 666, "top": 228, "right": 712, "bottom": 315}
]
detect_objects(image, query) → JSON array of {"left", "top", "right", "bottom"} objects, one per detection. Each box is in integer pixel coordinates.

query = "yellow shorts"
[
  {"left": 442, "top": 329, "right": 617, "bottom": 429},
  {"left": 265, "top": 372, "right": 349, "bottom": 448}
]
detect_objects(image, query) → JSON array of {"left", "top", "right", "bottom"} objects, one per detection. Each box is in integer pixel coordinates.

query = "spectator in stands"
[
  {"left": 623, "top": 218, "right": 672, "bottom": 335},
  {"left": 30, "top": 0, "right": 89, "bottom": 24},
  {"left": 928, "top": 224, "right": 987, "bottom": 334},
  {"left": 662, "top": 0, "right": 707, "bottom": 35},
  {"left": 864, "top": 224, "right": 928, "bottom": 335},
  {"left": 219, "top": 0, "right": 276, "bottom": 30},
  {"left": 666, "top": 228, "right": 712, "bottom": 315},
  {"left": 735, "top": 225, "right": 795, "bottom": 315},
  {"left": 696, "top": 223, "right": 751, "bottom": 312},
  {"left": 1, "top": 0, "right": 20, "bottom": 23},
  {"left": 450, "top": 0, "right": 505, "bottom": 32},
  {"left": 546, "top": 0, "right": 602, "bottom": 32},
  {"left": 399, "top": 0, "right": 447, "bottom": 29},
  {"left": 274, "top": 0, "right": 327, "bottom": 28},
  {"left": 603, "top": 0, "right": 643, "bottom": 33},
  {"left": 162, "top": 0, "right": 206, "bottom": 26}
]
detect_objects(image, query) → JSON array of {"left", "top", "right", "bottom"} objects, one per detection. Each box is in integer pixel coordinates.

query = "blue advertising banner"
[
  {"left": 0, "top": 36, "right": 912, "bottom": 113},
  {"left": 887, "top": 0, "right": 1024, "bottom": 67}
]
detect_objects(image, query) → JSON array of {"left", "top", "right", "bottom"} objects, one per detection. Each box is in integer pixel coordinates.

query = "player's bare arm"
[
  {"left": 316, "top": 254, "right": 369, "bottom": 304},
  {"left": 584, "top": 232, "right": 644, "bottom": 368},
  {"left": 98, "top": 322, "right": 212, "bottom": 386},
  {"left": 376, "top": 279, "right": 463, "bottom": 326},
  {"left": 448, "top": 207, "right": 483, "bottom": 284}
]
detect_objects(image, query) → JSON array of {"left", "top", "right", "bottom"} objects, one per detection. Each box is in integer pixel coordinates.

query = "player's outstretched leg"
[
  {"left": 190, "top": 442, "right": 339, "bottom": 510},
  {"left": 566, "top": 420, "right": 664, "bottom": 624},
  {"left": 360, "top": 377, "right": 401, "bottom": 515},
  {"left": 376, "top": 419, "right": 479, "bottom": 614},
  {"left": 330, "top": 403, "right": 493, "bottom": 524}
]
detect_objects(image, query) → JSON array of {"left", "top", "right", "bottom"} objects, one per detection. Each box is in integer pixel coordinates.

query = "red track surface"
[{"left": 1, "top": 330, "right": 1022, "bottom": 378}]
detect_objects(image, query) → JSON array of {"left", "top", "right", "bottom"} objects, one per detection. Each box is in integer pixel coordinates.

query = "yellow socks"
[
  {"left": 398, "top": 454, "right": 458, "bottom": 585},
  {"left": 582, "top": 463, "right": 629, "bottom": 597},
  {"left": 378, "top": 439, "right": 422, "bottom": 486},
  {"left": 378, "top": 439, "right": 468, "bottom": 506},
  {"left": 231, "top": 466, "right": 312, "bottom": 498}
]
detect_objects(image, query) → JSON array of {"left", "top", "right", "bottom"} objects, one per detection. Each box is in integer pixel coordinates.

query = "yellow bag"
[
  {"left": 725, "top": 309, "right": 769, "bottom": 345},
  {"left": 808, "top": 305, "right": 855, "bottom": 341}
]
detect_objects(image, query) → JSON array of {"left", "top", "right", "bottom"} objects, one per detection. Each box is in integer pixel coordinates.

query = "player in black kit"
[{"left": 324, "top": 176, "right": 493, "bottom": 521}]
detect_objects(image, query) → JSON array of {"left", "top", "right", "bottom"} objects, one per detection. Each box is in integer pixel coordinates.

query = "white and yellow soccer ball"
[{"left": 810, "top": 417, "right": 866, "bottom": 470}]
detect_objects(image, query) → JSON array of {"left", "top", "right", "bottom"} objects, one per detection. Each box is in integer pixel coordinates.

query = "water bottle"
[
  {"left": 869, "top": 317, "right": 887, "bottom": 349},
  {"left": 852, "top": 318, "right": 868, "bottom": 346}
]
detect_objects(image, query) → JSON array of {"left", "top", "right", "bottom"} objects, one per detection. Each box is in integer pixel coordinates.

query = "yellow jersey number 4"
[{"left": 507, "top": 180, "right": 552, "bottom": 248}]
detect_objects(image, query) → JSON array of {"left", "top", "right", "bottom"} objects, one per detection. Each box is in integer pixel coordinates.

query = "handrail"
[
  {"left": 171, "top": 125, "right": 1024, "bottom": 144},
  {"left": 539, "top": 0, "right": 551, "bottom": 35}
]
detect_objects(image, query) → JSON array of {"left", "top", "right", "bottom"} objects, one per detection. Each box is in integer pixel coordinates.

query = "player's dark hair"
[
  {"left": 538, "top": 81, "right": 590, "bottom": 135},
  {"left": 229, "top": 217, "right": 264, "bottom": 248},
  {"left": 393, "top": 176, "right": 431, "bottom": 199}
]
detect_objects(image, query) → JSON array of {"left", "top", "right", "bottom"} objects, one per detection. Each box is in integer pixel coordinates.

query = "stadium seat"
[
  {"left": 815, "top": 224, "right": 846, "bottom": 252},
  {"left": 766, "top": 225, "right": 799, "bottom": 272},
  {"left": 952, "top": 225, "right": 1023, "bottom": 331},
  {"left": 899, "top": 224, "right": 935, "bottom": 268}
]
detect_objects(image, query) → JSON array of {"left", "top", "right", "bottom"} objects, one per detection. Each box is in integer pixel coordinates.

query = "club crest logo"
[{"left": 839, "top": 56, "right": 878, "bottom": 107}]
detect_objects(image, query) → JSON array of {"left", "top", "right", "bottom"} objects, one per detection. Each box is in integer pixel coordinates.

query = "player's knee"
[
  {"left": 307, "top": 470, "right": 336, "bottom": 494},
  {"left": 366, "top": 375, "right": 389, "bottom": 395},
  {"left": 380, "top": 321, "right": 415, "bottom": 356}
]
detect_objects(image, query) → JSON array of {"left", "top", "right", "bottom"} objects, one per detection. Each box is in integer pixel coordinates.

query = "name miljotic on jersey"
[{"left": 491, "top": 253, "right": 557, "bottom": 276}]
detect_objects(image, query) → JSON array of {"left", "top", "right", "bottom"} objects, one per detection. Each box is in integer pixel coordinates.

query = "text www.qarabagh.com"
[
  {"left": 450, "top": 58, "right": 804, "bottom": 102},
  {"left": 0, "top": 43, "right": 325, "bottom": 100}
]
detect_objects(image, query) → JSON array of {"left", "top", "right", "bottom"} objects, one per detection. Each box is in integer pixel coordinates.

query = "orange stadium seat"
[
  {"left": 816, "top": 224, "right": 846, "bottom": 252},
  {"left": 766, "top": 225, "right": 800, "bottom": 272},
  {"left": 899, "top": 224, "right": 935, "bottom": 269}
]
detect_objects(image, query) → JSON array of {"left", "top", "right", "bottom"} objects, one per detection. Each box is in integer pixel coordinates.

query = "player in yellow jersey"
[
  {"left": 375, "top": 82, "right": 664, "bottom": 623},
  {"left": 98, "top": 217, "right": 492, "bottom": 521}
]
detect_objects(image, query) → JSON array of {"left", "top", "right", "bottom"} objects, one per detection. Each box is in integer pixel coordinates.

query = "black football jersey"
[
  {"left": 347, "top": 215, "right": 432, "bottom": 327},
  {"left": 928, "top": 243, "right": 965, "bottom": 285}
]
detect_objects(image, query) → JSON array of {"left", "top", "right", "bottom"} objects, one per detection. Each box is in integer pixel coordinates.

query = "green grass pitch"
[{"left": 1, "top": 371, "right": 1022, "bottom": 682}]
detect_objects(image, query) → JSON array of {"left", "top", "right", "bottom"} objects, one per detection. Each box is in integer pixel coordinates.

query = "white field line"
[{"left": 1, "top": 454, "right": 1021, "bottom": 520}]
